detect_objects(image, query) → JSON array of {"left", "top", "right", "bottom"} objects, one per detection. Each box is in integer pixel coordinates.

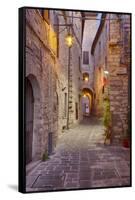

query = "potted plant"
[{"left": 122, "top": 129, "right": 130, "bottom": 148}]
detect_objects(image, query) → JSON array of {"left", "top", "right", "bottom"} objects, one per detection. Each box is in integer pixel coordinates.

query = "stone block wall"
[
  {"left": 93, "top": 17, "right": 109, "bottom": 117},
  {"left": 26, "top": 9, "right": 59, "bottom": 161},
  {"left": 108, "top": 14, "right": 131, "bottom": 142},
  {"left": 25, "top": 9, "right": 83, "bottom": 162},
  {"left": 92, "top": 13, "right": 131, "bottom": 143},
  {"left": 54, "top": 11, "right": 83, "bottom": 132}
]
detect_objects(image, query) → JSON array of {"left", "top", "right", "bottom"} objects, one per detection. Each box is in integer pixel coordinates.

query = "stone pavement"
[{"left": 26, "top": 117, "right": 131, "bottom": 192}]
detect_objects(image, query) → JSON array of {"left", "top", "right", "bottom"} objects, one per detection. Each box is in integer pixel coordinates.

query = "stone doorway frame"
[{"left": 25, "top": 74, "right": 41, "bottom": 162}]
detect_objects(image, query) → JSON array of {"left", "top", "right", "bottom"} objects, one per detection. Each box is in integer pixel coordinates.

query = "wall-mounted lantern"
[
  {"left": 84, "top": 76, "right": 89, "bottom": 81},
  {"left": 83, "top": 72, "right": 89, "bottom": 82},
  {"left": 65, "top": 33, "right": 74, "bottom": 47},
  {"left": 104, "top": 70, "right": 109, "bottom": 75}
]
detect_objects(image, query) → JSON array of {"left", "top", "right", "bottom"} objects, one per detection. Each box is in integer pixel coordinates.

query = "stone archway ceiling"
[{"left": 82, "top": 88, "right": 94, "bottom": 96}]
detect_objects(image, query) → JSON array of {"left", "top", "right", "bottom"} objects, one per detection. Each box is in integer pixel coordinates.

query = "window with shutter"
[{"left": 83, "top": 51, "right": 89, "bottom": 64}]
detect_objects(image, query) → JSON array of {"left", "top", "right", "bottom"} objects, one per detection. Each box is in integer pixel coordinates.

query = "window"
[
  {"left": 78, "top": 56, "right": 81, "bottom": 72},
  {"left": 102, "top": 86, "right": 105, "bottom": 94},
  {"left": 106, "top": 24, "right": 108, "bottom": 40},
  {"left": 99, "top": 41, "right": 101, "bottom": 59},
  {"left": 64, "top": 93, "right": 67, "bottom": 118},
  {"left": 105, "top": 56, "right": 107, "bottom": 69},
  {"left": 75, "top": 102, "right": 78, "bottom": 120},
  {"left": 83, "top": 51, "right": 89, "bottom": 64}
]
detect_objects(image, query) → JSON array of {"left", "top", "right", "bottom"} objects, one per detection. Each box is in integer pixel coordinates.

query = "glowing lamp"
[
  {"left": 84, "top": 77, "right": 89, "bottom": 81},
  {"left": 65, "top": 33, "right": 74, "bottom": 47},
  {"left": 104, "top": 70, "right": 109, "bottom": 75}
]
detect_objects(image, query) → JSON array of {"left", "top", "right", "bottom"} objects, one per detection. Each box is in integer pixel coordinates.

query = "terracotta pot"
[{"left": 123, "top": 138, "right": 130, "bottom": 148}]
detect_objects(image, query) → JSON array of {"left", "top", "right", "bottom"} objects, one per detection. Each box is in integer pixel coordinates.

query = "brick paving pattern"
[{"left": 26, "top": 117, "right": 131, "bottom": 192}]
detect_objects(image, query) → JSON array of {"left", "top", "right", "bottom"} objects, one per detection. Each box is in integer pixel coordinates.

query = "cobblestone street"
[{"left": 26, "top": 117, "right": 130, "bottom": 192}]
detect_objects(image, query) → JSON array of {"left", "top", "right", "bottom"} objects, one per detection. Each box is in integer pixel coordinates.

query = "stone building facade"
[
  {"left": 25, "top": 8, "right": 83, "bottom": 164},
  {"left": 91, "top": 13, "right": 131, "bottom": 142},
  {"left": 56, "top": 11, "right": 83, "bottom": 131}
]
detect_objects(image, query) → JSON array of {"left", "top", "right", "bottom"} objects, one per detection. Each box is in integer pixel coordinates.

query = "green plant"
[
  {"left": 42, "top": 150, "right": 49, "bottom": 161},
  {"left": 103, "top": 97, "right": 111, "bottom": 128},
  {"left": 103, "top": 97, "right": 112, "bottom": 142}
]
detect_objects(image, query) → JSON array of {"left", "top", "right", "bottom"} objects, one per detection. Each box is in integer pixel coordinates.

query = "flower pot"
[{"left": 123, "top": 138, "right": 130, "bottom": 148}]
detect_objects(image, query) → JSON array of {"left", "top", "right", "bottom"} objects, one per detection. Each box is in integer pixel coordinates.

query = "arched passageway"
[
  {"left": 25, "top": 74, "right": 41, "bottom": 164},
  {"left": 81, "top": 88, "right": 94, "bottom": 117}
]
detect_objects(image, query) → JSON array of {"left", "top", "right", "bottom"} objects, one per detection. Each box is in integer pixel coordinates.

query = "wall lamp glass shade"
[
  {"left": 104, "top": 70, "right": 109, "bottom": 75},
  {"left": 84, "top": 77, "right": 89, "bottom": 81},
  {"left": 65, "top": 33, "right": 74, "bottom": 47}
]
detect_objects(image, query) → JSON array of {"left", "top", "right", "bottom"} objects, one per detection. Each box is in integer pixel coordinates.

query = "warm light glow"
[
  {"left": 65, "top": 34, "right": 74, "bottom": 47},
  {"left": 83, "top": 94, "right": 86, "bottom": 97},
  {"left": 104, "top": 70, "right": 109, "bottom": 75},
  {"left": 84, "top": 77, "right": 89, "bottom": 81}
]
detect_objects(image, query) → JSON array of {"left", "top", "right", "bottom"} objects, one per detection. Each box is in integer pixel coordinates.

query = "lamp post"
[
  {"left": 66, "top": 33, "right": 74, "bottom": 129},
  {"left": 53, "top": 23, "right": 74, "bottom": 129}
]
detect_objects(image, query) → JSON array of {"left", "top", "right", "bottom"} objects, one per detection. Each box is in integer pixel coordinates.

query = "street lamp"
[
  {"left": 66, "top": 32, "right": 73, "bottom": 129},
  {"left": 53, "top": 23, "right": 74, "bottom": 130}
]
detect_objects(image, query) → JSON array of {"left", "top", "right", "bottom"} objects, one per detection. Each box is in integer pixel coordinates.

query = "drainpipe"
[{"left": 67, "top": 46, "right": 71, "bottom": 129}]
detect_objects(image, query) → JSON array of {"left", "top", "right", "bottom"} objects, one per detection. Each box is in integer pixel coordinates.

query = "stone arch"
[
  {"left": 81, "top": 88, "right": 94, "bottom": 116},
  {"left": 25, "top": 74, "right": 42, "bottom": 163}
]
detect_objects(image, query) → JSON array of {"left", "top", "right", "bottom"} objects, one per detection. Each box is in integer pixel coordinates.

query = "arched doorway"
[
  {"left": 26, "top": 78, "right": 34, "bottom": 164},
  {"left": 81, "top": 88, "right": 94, "bottom": 117},
  {"left": 25, "top": 74, "right": 41, "bottom": 164},
  {"left": 82, "top": 94, "right": 91, "bottom": 116}
]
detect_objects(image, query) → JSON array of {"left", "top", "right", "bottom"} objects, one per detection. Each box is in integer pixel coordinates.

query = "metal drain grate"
[{"left": 32, "top": 175, "right": 63, "bottom": 189}]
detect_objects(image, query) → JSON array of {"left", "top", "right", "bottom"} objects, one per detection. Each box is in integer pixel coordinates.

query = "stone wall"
[
  {"left": 108, "top": 14, "right": 131, "bottom": 142},
  {"left": 25, "top": 9, "right": 83, "bottom": 162},
  {"left": 92, "top": 13, "right": 131, "bottom": 143},
  {"left": 26, "top": 9, "right": 59, "bottom": 160},
  {"left": 92, "top": 15, "right": 109, "bottom": 117},
  {"left": 56, "top": 11, "right": 83, "bottom": 130}
]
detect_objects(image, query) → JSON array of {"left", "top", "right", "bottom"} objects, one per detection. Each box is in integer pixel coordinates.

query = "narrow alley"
[
  {"left": 23, "top": 8, "right": 131, "bottom": 192},
  {"left": 26, "top": 117, "right": 130, "bottom": 192}
]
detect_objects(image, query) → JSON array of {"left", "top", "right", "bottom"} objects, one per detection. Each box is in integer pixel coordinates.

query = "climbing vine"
[{"left": 103, "top": 97, "right": 112, "bottom": 140}]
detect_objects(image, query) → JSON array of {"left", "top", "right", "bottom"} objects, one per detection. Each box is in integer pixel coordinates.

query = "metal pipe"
[{"left": 67, "top": 47, "right": 71, "bottom": 129}]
